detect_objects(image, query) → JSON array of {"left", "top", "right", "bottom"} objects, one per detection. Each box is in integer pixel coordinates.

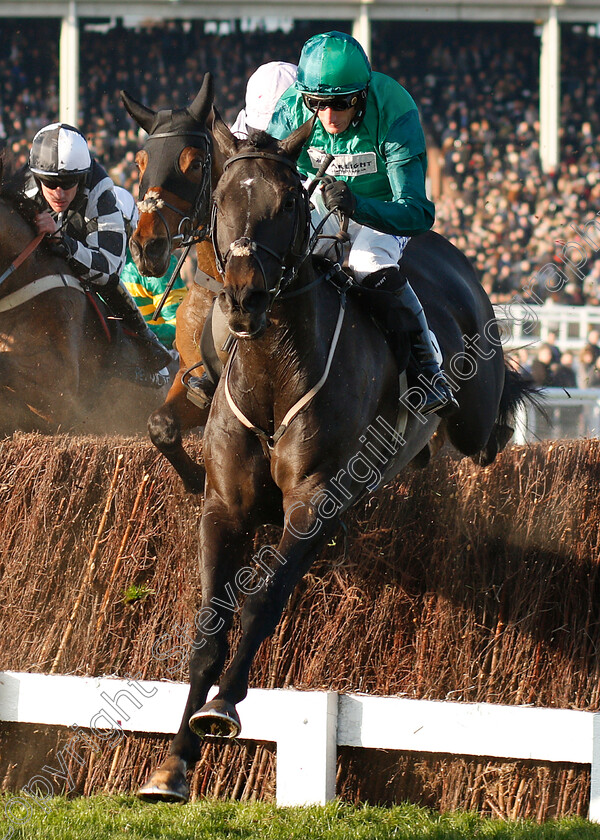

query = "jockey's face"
[
  {"left": 317, "top": 104, "right": 358, "bottom": 135},
  {"left": 40, "top": 182, "right": 78, "bottom": 214}
]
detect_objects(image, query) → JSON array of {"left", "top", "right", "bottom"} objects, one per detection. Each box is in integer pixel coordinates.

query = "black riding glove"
[
  {"left": 321, "top": 177, "right": 357, "bottom": 218},
  {"left": 46, "top": 235, "right": 71, "bottom": 260}
]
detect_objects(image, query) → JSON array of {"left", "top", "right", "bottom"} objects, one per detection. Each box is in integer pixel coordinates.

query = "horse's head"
[
  {"left": 120, "top": 74, "right": 219, "bottom": 277},
  {"left": 210, "top": 113, "right": 314, "bottom": 339}
]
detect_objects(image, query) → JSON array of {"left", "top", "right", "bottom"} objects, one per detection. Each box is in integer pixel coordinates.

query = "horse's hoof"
[
  {"left": 189, "top": 698, "right": 241, "bottom": 738},
  {"left": 137, "top": 759, "right": 189, "bottom": 803}
]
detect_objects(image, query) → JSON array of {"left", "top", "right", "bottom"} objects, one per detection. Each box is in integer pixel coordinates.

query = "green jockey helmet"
[{"left": 296, "top": 31, "right": 371, "bottom": 96}]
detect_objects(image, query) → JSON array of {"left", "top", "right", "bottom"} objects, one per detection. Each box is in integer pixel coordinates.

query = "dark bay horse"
[
  {"left": 138, "top": 115, "right": 535, "bottom": 801},
  {"left": 121, "top": 74, "right": 225, "bottom": 492},
  {"left": 0, "top": 174, "right": 170, "bottom": 435}
]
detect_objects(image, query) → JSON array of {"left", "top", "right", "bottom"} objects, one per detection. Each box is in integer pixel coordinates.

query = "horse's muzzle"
[
  {"left": 219, "top": 286, "right": 270, "bottom": 339},
  {"left": 130, "top": 235, "right": 171, "bottom": 279}
]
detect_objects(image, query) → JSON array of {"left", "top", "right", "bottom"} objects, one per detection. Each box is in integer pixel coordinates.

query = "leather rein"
[
  {"left": 0, "top": 232, "right": 45, "bottom": 288},
  {"left": 0, "top": 228, "right": 85, "bottom": 314}
]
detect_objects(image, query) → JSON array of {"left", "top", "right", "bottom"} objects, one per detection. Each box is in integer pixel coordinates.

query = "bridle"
[
  {"left": 211, "top": 151, "right": 312, "bottom": 304},
  {"left": 212, "top": 148, "right": 349, "bottom": 453},
  {"left": 137, "top": 128, "right": 214, "bottom": 251}
]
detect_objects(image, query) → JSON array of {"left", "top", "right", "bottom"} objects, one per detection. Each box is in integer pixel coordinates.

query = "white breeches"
[{"left": 310, "top": 186, "right": 410, "bottom": 282}]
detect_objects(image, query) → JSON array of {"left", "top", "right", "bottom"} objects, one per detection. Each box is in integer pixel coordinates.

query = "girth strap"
[
  {"left": 193, "top": 266, "right": 222, "bottom": 295},
  {"left": 224, "top": 291, "right": 347, "bottom": 453},
  {"left": 0, "top": 273, "right": 83, "bottom": 313}
]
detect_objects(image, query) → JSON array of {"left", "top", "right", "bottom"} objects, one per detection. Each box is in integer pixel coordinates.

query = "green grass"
[{"left": 0, "top": 796, "right": 599, "bottom": 840}]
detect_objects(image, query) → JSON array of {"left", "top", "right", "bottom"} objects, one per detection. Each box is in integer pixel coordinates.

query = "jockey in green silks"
[{"left": 269, "top": 31, "right": 458, "bottom": 417}]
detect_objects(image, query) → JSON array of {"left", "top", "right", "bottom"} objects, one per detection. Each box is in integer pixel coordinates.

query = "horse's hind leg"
[
  {"left": 147, "top": 373, "right": 208, "bottom": 493},
  {"left": 445, "top": 376, "right": 503, "bottom": 465}
]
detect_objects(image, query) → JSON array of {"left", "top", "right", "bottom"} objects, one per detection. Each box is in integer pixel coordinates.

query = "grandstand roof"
[{"left": 2, "top": 0, "right": 600, "bottom": 23}]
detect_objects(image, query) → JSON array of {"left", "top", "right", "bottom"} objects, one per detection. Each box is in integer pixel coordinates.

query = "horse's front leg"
[
  {"left": 190, "top": 485, "right": 338, "bottom": 730},
  {"left": 147, "top": 371, "right": 209, "bottom": 493},
  {"left": 138, "top": 501, "right": 253, "bottom": 802}
]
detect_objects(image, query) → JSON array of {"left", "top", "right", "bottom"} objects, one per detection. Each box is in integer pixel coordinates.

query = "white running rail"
[{"left": 0, "top": 672, "right": 598, "bottom": 819}]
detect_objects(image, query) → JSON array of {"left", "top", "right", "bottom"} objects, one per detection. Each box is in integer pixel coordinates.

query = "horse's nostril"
[
  {"left": 242, "top": 290, "right": 269, "bottom": 315},
  {"left": 145, "top": 238, "right": 169, "bottom": 260}
]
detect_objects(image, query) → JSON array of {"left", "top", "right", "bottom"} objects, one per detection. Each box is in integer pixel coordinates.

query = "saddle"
[{"left": 87, "top": 290, "right": 170, "bottom": 389}]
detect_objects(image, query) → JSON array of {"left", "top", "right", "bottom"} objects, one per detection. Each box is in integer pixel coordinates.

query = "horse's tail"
[{"left": 497, "top": 363, "right": 544, "bottom": 430}]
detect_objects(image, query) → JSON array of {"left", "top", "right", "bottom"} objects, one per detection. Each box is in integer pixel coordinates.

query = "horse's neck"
[
  {"left": 237, "top": 269, "right": 334, "bottom": 394},
  {"left": 0, "top": 209, "right": 62, "bottom": 294}
]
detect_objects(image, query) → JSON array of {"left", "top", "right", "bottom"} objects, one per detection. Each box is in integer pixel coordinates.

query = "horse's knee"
[{"left": 148, "top": 405, "right": 181, "bottom": 450}]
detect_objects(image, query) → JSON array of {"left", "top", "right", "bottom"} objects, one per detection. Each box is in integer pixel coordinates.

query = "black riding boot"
[
  {"left": 361, "top": 267, "right": 459, "bottom": 417},
  {"left": 101, "top": 278, "right": 172, "bottom": 372}
]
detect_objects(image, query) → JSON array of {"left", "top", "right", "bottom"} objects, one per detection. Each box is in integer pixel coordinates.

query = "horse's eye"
[{"left": 283, "top": 196, "right": 295, "bottom": 212}]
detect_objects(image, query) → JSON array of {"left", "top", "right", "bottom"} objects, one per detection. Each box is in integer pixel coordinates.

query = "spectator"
[
  {"left": 545, "top": 329, "right": 562, "bottom": 364},
  {"left": 585, "top": 328, "right": 600, "bottom": 362},
  {"left": 577, "top": 344, "right": 598, "bottom": 389},
  {"left": 588, "top": 355, "right": 600, "bottom": 388},
  {"left": 529, "top": 343, "right": 555, "bottom": 387},
  {"left": 551, "top": 350, "right": 577, "bottom": 388}
]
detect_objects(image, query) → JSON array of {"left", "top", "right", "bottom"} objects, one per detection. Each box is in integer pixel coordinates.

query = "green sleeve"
[{"left": 354, "top": 110, "right": 435, "bottom": 236}]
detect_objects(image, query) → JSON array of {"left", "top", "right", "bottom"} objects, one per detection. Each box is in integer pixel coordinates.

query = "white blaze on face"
[
  {"left": 240, "top": 178, "right": 255, "bottom": 233},
  {"left": 234, "top": 172, "right": 280, "bottom": 237}
]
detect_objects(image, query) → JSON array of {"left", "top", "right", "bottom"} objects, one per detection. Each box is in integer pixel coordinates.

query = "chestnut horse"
[
  {"left": 121, "top": 74, "right": 225, "bottom": 492},
  {"left": 0, "top": 175, "right": 170, "bottom": 436},
  {"left": 137, "top": 116, "right": 536, "bottom": 801}
]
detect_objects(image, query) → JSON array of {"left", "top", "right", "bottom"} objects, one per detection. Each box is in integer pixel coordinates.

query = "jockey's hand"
[
  {"left": 321, "top": 177, "right": 357, "bottom": 218},
  {"left": 34, "top": 212, "right": 58, "bottom": 236}
]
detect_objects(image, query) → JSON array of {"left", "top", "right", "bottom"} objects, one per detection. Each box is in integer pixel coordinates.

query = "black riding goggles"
[
  {"left": 37, "top": 174, "right": 82, "bottom": 190},
  {"left": 302, "top": 93, "right": 360, "bottom": 112}
]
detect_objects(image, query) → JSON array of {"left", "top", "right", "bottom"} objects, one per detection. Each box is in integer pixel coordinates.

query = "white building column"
[
  {"left": 59, "top": 1, "right": 80, "bottom": 125},
  {"left": 539, "top": 4, "right": 560, "bottom": 173},
  {"left": 352, "top": 3, "right": 372, "bottom": 62}
]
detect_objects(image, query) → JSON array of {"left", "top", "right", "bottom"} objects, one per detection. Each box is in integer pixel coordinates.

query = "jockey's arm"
[
  {"left": 352, "top": 155, "right": 435, "bottom": 237},
  {"left": 352, "top": 109, "right": 435, "bottom": 237},
  {"left": 60, "top": 179, "right": 126, "bottom": 285}
]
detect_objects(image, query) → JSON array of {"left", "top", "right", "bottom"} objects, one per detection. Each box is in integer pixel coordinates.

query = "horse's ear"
[
  {"left": 279, "top": 116, "right": 316, "bottom": 162},
  {"left": 187, "top": 73, "right": 214, "bottom": 125},
  {"left": 120, "top": 90, "right": 156, "bottom": 134},
  {"left": 211, "top": 106, "right": 241, "bottom": 159}
]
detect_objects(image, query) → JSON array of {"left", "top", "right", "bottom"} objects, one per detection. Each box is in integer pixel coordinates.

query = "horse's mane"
[
  {"left": 0, "top": 178, "right": 39, "bottom": 235},
  {"left": 239, "top": 131, "right": 284, "bottom": 155}
]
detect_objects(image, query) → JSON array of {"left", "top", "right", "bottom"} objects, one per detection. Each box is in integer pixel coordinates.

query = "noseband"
[
  {"left": 211, "top": 151, "right": 311, "bottom": 302},
  {"left": 137, "top": 129, "right": 213, "bottom": 249}
]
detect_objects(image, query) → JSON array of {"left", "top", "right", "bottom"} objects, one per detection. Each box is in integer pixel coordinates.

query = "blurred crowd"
[{"left": 1, "top": 17, "right": 600, "bottom": 309}]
